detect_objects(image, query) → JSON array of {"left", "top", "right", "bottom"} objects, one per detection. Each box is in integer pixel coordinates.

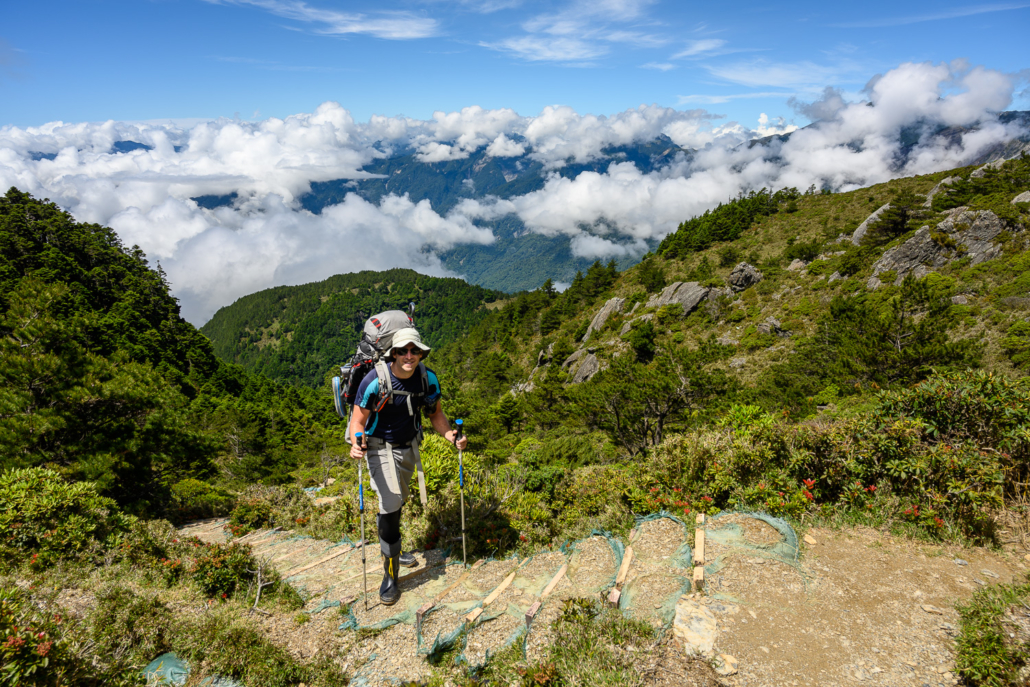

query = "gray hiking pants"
[{"left": 365, "top": 437, "right": 428, "bottom": 556}]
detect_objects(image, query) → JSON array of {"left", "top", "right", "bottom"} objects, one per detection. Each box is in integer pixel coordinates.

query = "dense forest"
[{"left": 201, "top": 269, "right": 503, "bottom": 389}]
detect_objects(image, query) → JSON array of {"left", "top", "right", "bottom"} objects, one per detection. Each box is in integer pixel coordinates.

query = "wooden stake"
[
  {"left": 693, "top": 530, "right": 705, "bottom": 567},
  {"left": 695, "top": 512, "right": 705, "bottom": 526},
  {"left": 693, "top": 566, "right": 704, "bottom": 591},
  {"left": 607, "top": 547, "right": 634, "bottom": 606},
  {"left": 272, "top": 543, "right": 320, "bottom": 563},
  {"left": 284, "top": 541, "right": 361, "bottom": 577},
  {"left": 416, "top": 560, "right": 484, "bottom": 634},
  {"left": 465, "top": 561, "right": 527, "bottom": 624},
  {"left": 525, "top": 564, "right": 568, "bottom": 627}
]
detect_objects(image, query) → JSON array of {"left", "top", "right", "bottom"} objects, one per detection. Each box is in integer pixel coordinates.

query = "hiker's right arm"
[{"left": 350, "top": 406, "right": 371, "bottom": 459}]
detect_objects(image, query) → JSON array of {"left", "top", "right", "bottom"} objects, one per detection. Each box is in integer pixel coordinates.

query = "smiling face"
[{"left": 390, "top": 345, "right": 423, "bottom": 378}]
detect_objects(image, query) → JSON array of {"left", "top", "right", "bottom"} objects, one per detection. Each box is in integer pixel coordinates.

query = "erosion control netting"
[
  {"left": 702, "top": 511, "right": 804, "bottom": 598},
  {"left": 339, "top": 552, "right": 457, "bottom": 632},
  {"left": 618, "top": 512, "right": 692, "bottom": 629},
  {"left": 142, "top": 652, "right": 240, "bottom": 686}
]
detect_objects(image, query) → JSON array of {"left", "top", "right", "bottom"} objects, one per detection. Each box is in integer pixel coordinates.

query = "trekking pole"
[
  {"left": 356, "top": 431, "right": 368, "bottom": 611},
  {"left": 455, "top": 419, "right": 466, "bottom": 566}
]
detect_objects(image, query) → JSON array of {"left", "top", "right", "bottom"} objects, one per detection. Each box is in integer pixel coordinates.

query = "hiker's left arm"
[{"left": 427, "top": 401, "right": 467, "bottom": 450}]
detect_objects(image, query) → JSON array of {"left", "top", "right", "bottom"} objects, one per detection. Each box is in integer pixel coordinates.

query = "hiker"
[{"left": 349, "top": 327, "right": 467, "bottom": 605}]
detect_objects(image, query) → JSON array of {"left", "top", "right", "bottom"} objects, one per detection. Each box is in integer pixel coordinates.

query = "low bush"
[
  {"left": 169, "top": 479, "right": 235, "bottom": 523},
  {"left": 0, "top": 584, "right": 78, "bottom": 686},
  {"left": 955, "top": 575, "right": 1030, "bottom": 685},
  {"left": 228, "top": 498, "right": 275, "bottom": 536},
  {"left": 0, "top": 467, "right": 128, "bottom": 571}
]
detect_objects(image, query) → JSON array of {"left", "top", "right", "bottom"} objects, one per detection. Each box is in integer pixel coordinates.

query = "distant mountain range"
[{"left": 191, "top": 113, "right": 1030, "bottom": 294}]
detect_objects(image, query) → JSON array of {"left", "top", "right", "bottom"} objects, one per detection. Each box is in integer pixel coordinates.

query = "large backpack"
[{"left": 331, "top": 309, "right": 432, "bottom": 443}]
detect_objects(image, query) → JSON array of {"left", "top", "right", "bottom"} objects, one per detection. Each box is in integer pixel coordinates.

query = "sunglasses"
[{"left": 392, "top": 346, "right": 423, "bottom": 357}]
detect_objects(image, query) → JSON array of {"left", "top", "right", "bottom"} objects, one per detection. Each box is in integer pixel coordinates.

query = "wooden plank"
[
  {"left": 696, "top": 512, "right": 705, "bottom": 526},
  {"left": 524, "top": 564, "right": 568, "bottom": 628},
  {"left": 416, "top": 559, "right": 484, "bottom": 632},
  {"left": 284, "top": 542, "right": 360, "bottom": 577},
  {"left": 525, "top": 601, "right": 543, "bottom": 627},
  {"left": 693, "top": 566, "right": 704, "bottom": 591},
  {"left": 540, "top": 564, "right": 567, "bottom": 600},
  {"left": 693, "top": 530, "right": 705, "bottom": 566},
  {"left": 272, "top": 543, "right": 320, "bottom": 564},
  {"left": 615, "top": 547, "right": 634, "bottom": 586},
  {"left": 465, "top": 568, "right": 517, "bottom": 624}
]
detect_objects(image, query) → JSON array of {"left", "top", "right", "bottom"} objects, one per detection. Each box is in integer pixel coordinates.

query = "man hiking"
[{"left": 349, "top": 327, "right": 467, "bottom": 606}]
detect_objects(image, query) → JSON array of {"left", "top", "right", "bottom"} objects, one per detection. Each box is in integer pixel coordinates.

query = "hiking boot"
[
  {"left": 399, "top": 551, "right": 418, "bottom": 568},
  {"left": 379, "top": 554, "right": 401, "bottom": 606}
]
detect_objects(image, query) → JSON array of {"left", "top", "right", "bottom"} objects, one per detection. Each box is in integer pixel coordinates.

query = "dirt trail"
[{"left": 179, "top": 518, "right": 1027, "bottom": 686}]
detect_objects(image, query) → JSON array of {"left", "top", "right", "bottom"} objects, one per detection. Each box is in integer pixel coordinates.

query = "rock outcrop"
[
  {"left": 851, "top": 203, "right": 891, "bottom": 245},
  {"left": 582, "top": 297, "right": 625, "bottom": 341},
  {"left": 727, "top": 262, "right": 763, "bottom": 292},
  {"left": 923, "top": 176, "right": 959, "bottom": 207},
  {"left": 970, "top": 159, "right": 1006, "bottom": 179},
  {"left": 620, "top": 313, "right": 653, "bottom": 336},
  {"left": 562, "top": 348, "right": 603, "bottom": 384},
  {"left": 1014, "top": 191, "right": 1030, "bottom": 204},
  {"left": 646, "top": 282, "right": 710, "bottom": 315},
  {"left": 870, "top": 210, "right": 1009, "bottom": 286},
  {"left": 786, "top": 258, "right": 807, "bottom": 272},
  {"left": 757, "top": 317, "right": 789, "bottom": 337}
]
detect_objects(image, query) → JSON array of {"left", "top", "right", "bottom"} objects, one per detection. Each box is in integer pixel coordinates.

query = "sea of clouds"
[{"left": 0, "top": 61, "right": 1025, "bottom": 324}]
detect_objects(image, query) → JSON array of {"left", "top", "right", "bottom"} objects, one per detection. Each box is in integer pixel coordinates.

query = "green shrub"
[
  {"left": 82, "top": 584, "right": 174, "bottom": 678},
  {"left": 0, "top": 584, "right": 78, "bottom": 686},
  {"left": 1001, "top": 320, "right": 1030, "bottom": 369},
  {"left": 419, "top": 433, "right": 483, "bottom": 495},
  {"left": 228, "top": 499, "right": 274, "bottom": 537},
  {"left": 190, "top": 542, "right": 256, "bottom": 599},
  {"left": 0, "top": 467, "right": 128, "bottom": 570},
  {"left": 955, "top": 575, "right": 1030, "bottom": 685},
  {"left": 170, "top": 479, "right": 236, "bottom": 523}
]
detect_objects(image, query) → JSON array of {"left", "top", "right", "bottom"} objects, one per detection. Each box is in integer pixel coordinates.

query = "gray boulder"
[
  {"left": 562, "top": 348, "right": 588, "bottom": 370},
  {"left": 620, "top": 313, "right": 653, "bottom": 336},
  {"left": 757, "top": 317, "right": 789, "bottom": 337},
  {"left": 582, "top": 296, "right": 625, "bottom": 341},
  {"left": 570, "top": 353, "right": 601, "bottom": 384},
  {"left": 923, "top": 176, "right": 960, "bottom": 207},
  {"left": 828, "top": 271, "right": 842, "bottom": 283},
  {"left": 951, "top": 295, "right": 969, "bottom": 305},
  {"left": 727, "top": 262, "right": 763, "bottom": 292},
  {"left": 786, "top": 258, "right": 808, "bottom": 272},
  {"left": 646, "top": 282, "right": 710, "bottom": 315},
  {"left": 1013, "top": 191, "right": 1030, "bottom": 204},
  {"left": 870, "top": 210, "right": 1009, "bottom": 285},
  {"left": 970, "top": 159, "right": 1005, "bottom": 179},
  {"left": 851, "top": 203, "right": 891, "bottom": 244}
]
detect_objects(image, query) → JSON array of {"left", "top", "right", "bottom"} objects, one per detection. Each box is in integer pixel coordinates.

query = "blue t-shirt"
[{"left": 356, "top": 365, "right": 442, "bottom": 444}]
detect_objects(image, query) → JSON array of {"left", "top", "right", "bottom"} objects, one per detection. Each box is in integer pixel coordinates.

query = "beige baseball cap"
[{"left": 391, "top": 328, "right": 431, "bottom": 353}]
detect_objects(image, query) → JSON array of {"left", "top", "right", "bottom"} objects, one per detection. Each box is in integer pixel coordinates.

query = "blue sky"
[{"left": 2, "top": 0, "right": 1028, "bottom": 128}]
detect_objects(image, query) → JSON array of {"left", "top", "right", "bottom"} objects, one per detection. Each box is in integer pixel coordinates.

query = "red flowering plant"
[{"left": 0, "top": 585, "right": 74, "bottom": 685}]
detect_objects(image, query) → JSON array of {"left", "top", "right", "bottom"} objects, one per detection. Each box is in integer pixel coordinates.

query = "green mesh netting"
[
  {"left": 617, "top": 512, "right": 693, "bottom": 629},
  {"left": 702, "top": 510, "right": 805, "bottom": 599},
  {"left": 339, "top": 557, "right": 465, "bottom": 633},
  {"left": 561, "top": 529, "right": 625, "bottom": 594}
]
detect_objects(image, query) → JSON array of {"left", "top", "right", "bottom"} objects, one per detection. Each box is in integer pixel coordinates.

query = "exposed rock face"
[
  {"left": 570, "top": 353, "right": 601, "bottom": 384},
  {"left": 828, "top": 271, "right": 842, "bottom": 283},
  {"left": 1014, "top": 191, "right": 1030, "bottom": 204},
  {"left": 870, "top": 210, "right": 1009, "bottom": 285},
  {"left": 582, "top": 297, "right": 625, "bottom": 341},
  {"left": 923, "top": 176, "right": 959, "bottom": 207},
  {"left": 673, "top": 597, "right": 718, "bottom": 657},
  {"left": 646, "top": 282, "right": 710, "bottom": 315},
  {"left": 786, "top": 258, "right": 807, "bottom": 272},
  {"left": 727, "top": 262, "right": 763, "bottom": 292},
  {"left": 757, "top": 317, "right": 789, "bottom": 337},
  {"left": 620, "top": 313, "right": 653, "bottom": 336},
  {"left": 951, "top": 295, "right": 969, "bottom": 305},
  {"left": 852, "top": 203, "right": 891, "bottom": 244},
  {"left": 970, "top": 159, "right": 1005, "bottom": 179}
]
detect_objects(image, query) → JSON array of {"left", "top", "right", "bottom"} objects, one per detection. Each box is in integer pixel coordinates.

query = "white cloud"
[
  {"left": 672, "top": 39, "right": 726, "bottom": 59},
  {"left": 1, "top": 62, "right": 1024, "bottom": 321},
  {"left": 483, "top": 35, "right": 608, "bottom": 62},
  {"left": 205, "top": 0, "right": 439, "bottom": 39},
  {"left": 642, "top": 62, "right": 676, "bottom": 71},
  {"left": 832, "top": 2, "right": 1030, "bottom": 28},
  {"left": 706, "top": 58, "right": 861, "bottom": 89}
]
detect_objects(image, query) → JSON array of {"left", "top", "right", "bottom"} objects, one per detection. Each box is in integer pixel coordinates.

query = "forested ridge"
[{"left": 201, "top": 269, "right": 504, "bottom": 388}]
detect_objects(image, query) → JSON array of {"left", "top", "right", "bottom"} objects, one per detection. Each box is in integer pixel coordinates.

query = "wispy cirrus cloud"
[
  {"left": 705, "top": 58, "right": 864, "bottom": 90},
  {"left": 642, "top": 61, "right": 676, "bottom": 71},
  {"left": 832, "top": 1, "right": 1030, "bottom": 28},
  {"left": 677, "top": 91, "right": 795, "bottom": 105},
  {"left": 204, "top": 0, "right": 439, "bottom": 39},
  {"left": 482, "top": 0, "right": 664, "bottom": 63},
  {"left": 671, "top": 38, "right": 726, "bottom": 59}
]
